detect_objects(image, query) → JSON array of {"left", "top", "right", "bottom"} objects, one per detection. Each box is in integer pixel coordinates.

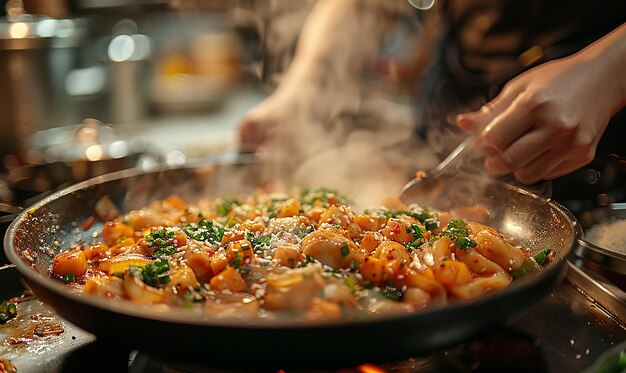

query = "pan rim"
[{"left": 4, "top": 163, "right": 579, "bottom": 330}]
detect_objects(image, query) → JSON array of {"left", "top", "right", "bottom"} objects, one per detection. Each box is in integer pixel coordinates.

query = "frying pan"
[{"left": 4, "top": 159, "right": 578, "bottom": 369}]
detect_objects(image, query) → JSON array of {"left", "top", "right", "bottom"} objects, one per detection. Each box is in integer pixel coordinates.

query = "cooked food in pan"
[{"left": 49, "top": 188, "right": 553, "bottom": 322}]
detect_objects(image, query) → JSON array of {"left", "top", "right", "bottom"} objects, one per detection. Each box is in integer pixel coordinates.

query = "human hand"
[
  {"left": 456, "top": 50, "right": 624, "bottom": 184},
  {"left": 239, "top": 66, "right": 360, "bottom": 152}
]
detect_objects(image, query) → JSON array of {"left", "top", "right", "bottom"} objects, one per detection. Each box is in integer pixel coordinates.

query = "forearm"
[
  {"left": 285, "top": 0, "right": 413, "bottom": 83},
  {"left": 576, "top": 22, "right": 626, "bottom": 115}
]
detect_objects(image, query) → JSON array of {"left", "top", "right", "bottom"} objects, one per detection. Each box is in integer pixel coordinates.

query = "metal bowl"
[{"left": 574, "top": 203, "right": 626, "bottom": 281}]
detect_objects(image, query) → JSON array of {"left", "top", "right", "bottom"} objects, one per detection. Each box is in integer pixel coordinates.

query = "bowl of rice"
[{"left": 574, "top": 203, "right": 626, "bottom": 281}]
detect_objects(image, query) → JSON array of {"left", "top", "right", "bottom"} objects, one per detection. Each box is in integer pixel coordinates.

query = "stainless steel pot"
[{"left": 0, "top": 1, "right": 87, "bottom": 169}]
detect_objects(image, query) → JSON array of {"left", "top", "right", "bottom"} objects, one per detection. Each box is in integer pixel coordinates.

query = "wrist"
[{"left": 579, "top": 24, "right": 626, "bottom": 114}]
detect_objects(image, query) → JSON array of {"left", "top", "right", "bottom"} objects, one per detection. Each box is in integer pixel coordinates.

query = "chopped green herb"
[
  {"left": 345, "top": 275, "right": 360, "bottom": 293},
  {"left": 115, "top": 236, "right": 128, "bottom": 244},
  {"left": 0, "top": 301, "right": 18, "bottom": 324},
  {"left": 293, "top": 225, "right": 315, "bottom": 239},
  {"left": 380, "top": 285, "right": 403, "bottom": 301},
  {"left": 133, "top": 259, "right": 170, "bottom": 287},
  {"left": 511, "top": 258, "right": 538, "bottom": 279},
  {"left": 297, "top": 255, "right": 317, "bottom": 267},
  {"left": 369, "top": 208, "right": 439, "bottom": 231},
  {"left": 406, "top": 224, "right": 427, "bottom": 251},
  {"left": 145, "top": 229, "right": 176, "bottom": 257},
  {"left": 440, "top": 219, "right": 477, "bottom": 251},
  {"left": 216, "top": 198, "right": 241, "bottom": 216},
  {"left": 247, "top": 232, "right": 271, "bottom": 249},
  {"left": 61, "top": 273, "right": 76, "bottom": 284},
  {"left": 510, "top": 267, "right": 527, "bottom": 279},
  {"left": 340, "top": 243, "right": 350, "bottom": 257},
  {"left": 183, "top": 219, "right": 225, "bottom": 245},
  {"left": 534, "top": 249, "right": 552, "bottom": 266},
  {"left": 231, "top": 252, "right": 244, "bottom": 269},
  {"left": 298, "top": 187, "right": 349, "bottom": 207}
]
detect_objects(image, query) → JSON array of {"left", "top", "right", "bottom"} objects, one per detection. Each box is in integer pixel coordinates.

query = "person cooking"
[{"left": 238, "top": 0, "right": 626, "bottom": 193}]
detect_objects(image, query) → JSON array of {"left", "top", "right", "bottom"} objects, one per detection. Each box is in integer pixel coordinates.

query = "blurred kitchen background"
[{"left": 0, "top": 0, "right": 422, "bottom": 200}]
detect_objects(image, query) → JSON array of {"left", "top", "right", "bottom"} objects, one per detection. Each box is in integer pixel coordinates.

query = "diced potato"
[
  {"left": 165, "top": 195, "right": 187, "bottom": 210},
  {"left": 306, "top": 205, "right": 326, "bottom": 224},
  {"left": 210, "top": 267, "right": 246, "bottom": 292},
  {"left": 106, "top": 254, "right": 152, "bottom": 275},
  {"left": 82, "top": 244, "right": 109, "bottom": 261},
  {"left": 83, "top": 275, "right": 125, "bottom": 298},
  {"left": 210, "top": 249, "right": 231, "bottom": 275},
  {"left": 355, "top": 214, "right": 387, "bottom": 232},
  {"left": 227, "top": 239, "right": 255, "bottom": 263},
  {"left": 274, "top": 244, "right": 304, "bottom": 268},
  {"left": 276, "top": 198, "right": 301, "bottom": 218},
  {"left": 302, "top": 229, "right": 364, "bottom": 269},
  {"left": 434, "top": 260, "right": 472, "bottom": 286},
  {"left": 169, "top": 264, "right": 198, "bottom": 289},
  {"left": 360, "top": 232, "right": 384, "bottom": 254},
  {"left": 381, "top": 218, "right": 414, "bottom": 245},
  {"left": 267, "top": 216, "right": 313, "bottom": 235},
  {"left": 359, "top": 256, "right": 385, "bottom": 284},
  {"left": 184, "top": 249, "right": 214, "bottom": 283},
  {"left": 102, "top": 222, "right": 134, "bottom": 246},
  {"left": 110, "top": 237, "right": 136, "bottom": 256},
  {"left": 52, "top": 250, "right": 88, "bottom": 276}
]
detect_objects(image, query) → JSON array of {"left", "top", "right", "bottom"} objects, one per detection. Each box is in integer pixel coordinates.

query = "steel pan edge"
[{"left": 3, "top": 163, "right": 577, "bottom": 368}]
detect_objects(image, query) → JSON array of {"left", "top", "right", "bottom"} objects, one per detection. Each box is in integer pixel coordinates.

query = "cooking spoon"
[
  {"left": 400, "top": 135, "right": 552, "bottom": 204},
  {"left": 400, "top": 135, "right": 478, "bottom": 202}
]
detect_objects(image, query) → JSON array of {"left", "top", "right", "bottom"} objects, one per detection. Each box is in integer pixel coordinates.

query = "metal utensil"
[{"left": 400, "top": 136, "right": 477, "bottom": 203}]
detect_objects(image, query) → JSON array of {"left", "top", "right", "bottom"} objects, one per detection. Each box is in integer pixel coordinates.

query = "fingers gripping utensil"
[{"left": 400, "top": 136, "right": 553, "bottom": 205}]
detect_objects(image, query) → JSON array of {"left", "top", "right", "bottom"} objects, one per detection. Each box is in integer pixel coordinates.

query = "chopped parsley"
[
  {"left": 440, "top": 219, "right": 477, "bottom": 251},
  {"left": 216, "top": 198, "right": 240, "bottom": 217},
  {"left": 293, "top": 225, "right": 315, "bottom": 239},
  {"left": 380, "top": 284, "right": 403, "bottom": 301},
  {"left": 405, "top": 224, "right": 427, "bottom": 251},
  {"left": 231, "top": 252, "right": 244, "bottom": 269},
  {"left": 247, "top": 232, "right": 271, "bottom": 249},
  {"left": 340, "top": 243, "right": 350, "bottom": 257},
  {"left": 0, "top": 301, "right": 18, "bottom": 324},
  {"left": 510, "top": 258, "right": 538, "bottom": 279},
  {"left": 298, "top": 187, "right": 348, "bottom": 207},
  {"left": 145, "top": 229, "right": 176, "bottom": 257},
  {"left": 130, "top": 259, "right": 170, "bottom": 287},
  {"left": 61, "top": 273, "right": 76, "bottom": 284},
  {"left": 183, "top": 219, "right": 225, "bottom": 245},
  {"left": 534, "top": 249, "right": 552, "bottom": 266},
  {"left": 366, "top": 208, "right": 439, "bottom": 231}
]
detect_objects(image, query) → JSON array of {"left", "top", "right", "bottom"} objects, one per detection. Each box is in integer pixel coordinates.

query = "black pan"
[{"left": 4, "top": 159, "right": 578, "bottom": 369}]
